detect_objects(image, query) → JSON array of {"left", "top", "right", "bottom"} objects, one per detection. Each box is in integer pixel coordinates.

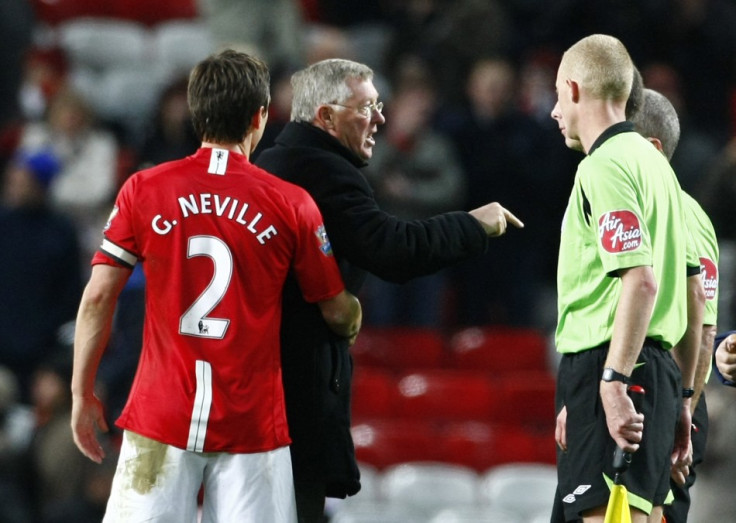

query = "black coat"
[{"left": 255, "top": 122, "right": 489, "bottom": 498}]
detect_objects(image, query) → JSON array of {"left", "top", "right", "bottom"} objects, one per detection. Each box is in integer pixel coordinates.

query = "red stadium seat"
[
  {"left": 31, "top": 0, "right": 110, "bottom": 25},
  {"left": 351, "top": 327, "right": 446, "bottom": 370},
  {"left": 495, "top": 371, "right": 557, "bottom": 428},
  {"left": 440, "top": 421, "right": 555, "bottom": 471},
  {"left": 351, "top": 367, "right": 398, "bottom": 418},
  {"left": 448, "top": 326, "right": 550, "bottom": 374},
  {"left": 352, "top": 419, "right": 555, "bottom": 472},
  {"left": 393, "top": 370, "right": 499, "bottom": 422},
  {"left": 352, "top": 419, "right": 445, "bottom": 469},
  {"left": 31, "top": 0, "right": 199, "bottom": 26},
  {"left": 438, "top": 421, "right": 506, "bottom": 471},
  {"left": 111, "top": 0, "right": 199, "bottom": 25}
]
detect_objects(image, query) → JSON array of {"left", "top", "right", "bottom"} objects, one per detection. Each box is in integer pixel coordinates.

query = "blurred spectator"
[
  {"left": 699, "top": 138, "right": 736, "bottom": 328},
  {"left": 517, "top": 47, "right": 560, "bottom": 126},
  {"left": 405, "top": 0, "right": 515, "bottom": 106},
  {"left": 307, "top": 0, "right": 388, "bottom": 27},
  {"left": 18, "top": 86, "right": 119, "bottom": 263},
  {"left": 0, "top": 148, "right": 82, "bottom": 402},
  {"left": 700, "top": 138, "right": 736, "bottom": 244},
  {"left": 197, "top": 0, "right": 306, "bottom": 68},
  {"left": 0, "top": 365, "right": 35, "bottom": 523},
  {"left": 303, "top": 0, "right": 392, "bottom": 74},
  {"left": 0, "top": 0, "right": 34, "bottom": 129},
  {"left": 657, "top": 0, "right": 736, "bottom": 147},
  {"left": 382, "top": 0, "right": 444, "bottom": 80},
  {"left": 517, "top": 47, "right": 582, "bottom": 328},
  {"left": 362, "top": 56, "right": 465, "bottom": 327},
  {"left": 532, "top": 0, "right": 667, "bottom": 62},
  {"left": 0, "top": 3, "right": 39, "bottom": 176},
  {"left": 253, "top": 62, "right": 300, "bottom": 159},
  {"left": 642, "top": 62, "right": 720, "bottom": 195},
  {"left": 435, "top": 56, "right": 555, "bottom": 327},
  {"left": 0, "top": 366, "right": 34, "bottom": 451},
  {"left": 301, "top": 23, "right": 396, "bottom": 100},
  {"left": 42, "top": 450, "right": 117, "bottom": 523},
  {"left": 1, "top": 46, "right": 69, "bottom": 175},
  {"left": 27, "top": 354, "right": 96, "bottom": 522},
  {"left": 136, "top": 75, "right": 199, "bottom": 170},
  {"left": 18, "top": 47, "right": 70, "bottom": 124},
  {"left": 303, "top": 23, "right": 356, "bottom": 64}
]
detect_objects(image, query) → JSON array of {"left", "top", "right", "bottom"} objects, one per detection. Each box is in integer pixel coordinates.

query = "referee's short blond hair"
[{"left": 560, "top": 34, "right": 634, "bottom": 102}]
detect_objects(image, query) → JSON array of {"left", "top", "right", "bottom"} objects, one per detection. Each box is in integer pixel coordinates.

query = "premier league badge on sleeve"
[
  {"left": 315, "top": 225, "right": 334, "bottom": 256},
  {"left": 104, "top": 206, "right": 119, "bottom": 232},
  {"left": 598, "top": 210, "right": 642, "bottom": 253}
]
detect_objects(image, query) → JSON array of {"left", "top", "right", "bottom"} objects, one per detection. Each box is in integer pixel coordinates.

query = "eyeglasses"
[{"left": 329, "top": 101, "right": 384, "bottom": 118}]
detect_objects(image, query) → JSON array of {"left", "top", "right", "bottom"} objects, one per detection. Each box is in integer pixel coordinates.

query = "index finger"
[{"left": 504, "top": 209, "right": 524, "bottom": 229}]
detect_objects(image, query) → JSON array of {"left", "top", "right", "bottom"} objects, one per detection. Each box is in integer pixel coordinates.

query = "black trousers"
[{"left": 295, "top": 481, "right": 328, "bottom": 523}]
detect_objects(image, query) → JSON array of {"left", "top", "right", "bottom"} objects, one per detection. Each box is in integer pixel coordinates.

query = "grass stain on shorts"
[{"left": 123, "top": 432, "right": 169, "bottom": 494}]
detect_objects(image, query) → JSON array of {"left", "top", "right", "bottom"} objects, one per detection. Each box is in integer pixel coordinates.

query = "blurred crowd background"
[{"left": 1, "top": 0, "right": 736, "bottom": 521}]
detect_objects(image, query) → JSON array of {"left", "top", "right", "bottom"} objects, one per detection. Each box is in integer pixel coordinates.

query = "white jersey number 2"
[{"left": 179, "top": 235, "right": 232, "bottom": 339}]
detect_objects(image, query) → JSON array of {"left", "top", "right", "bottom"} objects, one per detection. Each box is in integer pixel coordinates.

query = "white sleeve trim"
[{"left": 100, "top": 238, "right": 138, "bottom": 267}]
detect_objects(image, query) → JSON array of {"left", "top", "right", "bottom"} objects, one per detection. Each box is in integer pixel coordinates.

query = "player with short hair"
[
  {"left": 550, "top": 35, "right": 693, "bottom": 522},
  {"left": 70, "top": 49, "right": 361, "bottom": 522},
  {"left": 630, "top": 88, "right": 719, "bottom": 522}
]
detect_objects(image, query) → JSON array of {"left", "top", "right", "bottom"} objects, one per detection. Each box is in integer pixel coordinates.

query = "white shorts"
[{"left": 103, "top": 430, "right": 296, "bottom": 523}]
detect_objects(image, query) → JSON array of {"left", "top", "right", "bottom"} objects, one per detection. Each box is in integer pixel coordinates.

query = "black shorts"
[
  {"left": 663, "top": 393, "right": 709, "bottom": 523},
  {"left": 555, "top": 341, "right": 681, "bottom": 520}
]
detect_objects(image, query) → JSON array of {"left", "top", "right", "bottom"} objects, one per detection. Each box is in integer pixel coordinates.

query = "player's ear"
[
  {"left": 250, "top": 107, "right": 267, "bottom": 132},
  {"left": 648, "top": 137, "right": 665, "bottom": 155},
  {"left": 568, "top": 79, "right": 580, "bottom": 103}
]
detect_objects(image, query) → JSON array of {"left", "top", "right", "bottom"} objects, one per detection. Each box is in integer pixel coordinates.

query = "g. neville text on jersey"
[{"left": 151, "top": 192, "right": 278, "bottom": 244}]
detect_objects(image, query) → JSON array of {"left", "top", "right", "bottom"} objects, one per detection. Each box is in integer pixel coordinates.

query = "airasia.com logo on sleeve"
[
  {"left": 700, "top": 257, "right": 718, "bottom": 300},
  {"left": 598, "top": 210, "right": 642, "bottom": 253}
]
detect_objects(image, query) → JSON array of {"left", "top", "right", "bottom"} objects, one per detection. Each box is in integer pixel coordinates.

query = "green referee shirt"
[
  {"left": 556, "top": 122, "right": 688, "bottom": 353},
  {"left": 683, "top": 192, "right": 719, "bottom": 326}
]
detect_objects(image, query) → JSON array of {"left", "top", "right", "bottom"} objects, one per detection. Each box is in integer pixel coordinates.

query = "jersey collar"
[{"left": 588, "top": 121, "right": 635, "bottom": 156}]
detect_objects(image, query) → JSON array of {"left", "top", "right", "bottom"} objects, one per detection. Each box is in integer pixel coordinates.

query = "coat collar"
[{"left": 275, "top": 122, "right": 368, "bottom": 168}]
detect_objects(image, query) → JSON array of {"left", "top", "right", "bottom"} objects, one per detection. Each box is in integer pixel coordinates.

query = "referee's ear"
[
  {"left": 647, "top": 137, "right": 665, "bottom": 156},
  {"left": 568, "top": 79, "right": 580, "bottom": 103}
]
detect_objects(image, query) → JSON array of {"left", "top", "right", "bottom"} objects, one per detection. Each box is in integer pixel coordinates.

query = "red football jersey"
[{"left": 93, "top": 147, "right": 345, "bottom": 453}]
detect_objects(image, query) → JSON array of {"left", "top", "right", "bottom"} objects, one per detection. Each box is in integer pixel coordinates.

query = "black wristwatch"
[
  {"left": 601, "top": 367, "right": 631, "bottom": 384},
  {"left": 682, "top": 387, "right": 695, "bottom": 398}
]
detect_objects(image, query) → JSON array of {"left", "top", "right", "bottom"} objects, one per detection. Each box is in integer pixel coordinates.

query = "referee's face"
[
  {"left": 552, "top": 64, "right": 583, "bottom": 152},
  {"left": 551, "top": 100, "right": 583, "bottom": 152}
]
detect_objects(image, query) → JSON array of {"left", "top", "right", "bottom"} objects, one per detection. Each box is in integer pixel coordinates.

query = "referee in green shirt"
[
  {"left": 630, "top": 87, "right": 719, "bottom": 523},
  {"left": 549, "top": 35, "right": 694, "bottom": 522}
]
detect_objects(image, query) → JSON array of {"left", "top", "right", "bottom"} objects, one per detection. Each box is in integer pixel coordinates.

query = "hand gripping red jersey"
[{"left": 93, "top": 148, "right": 345, "bottom": 453}]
